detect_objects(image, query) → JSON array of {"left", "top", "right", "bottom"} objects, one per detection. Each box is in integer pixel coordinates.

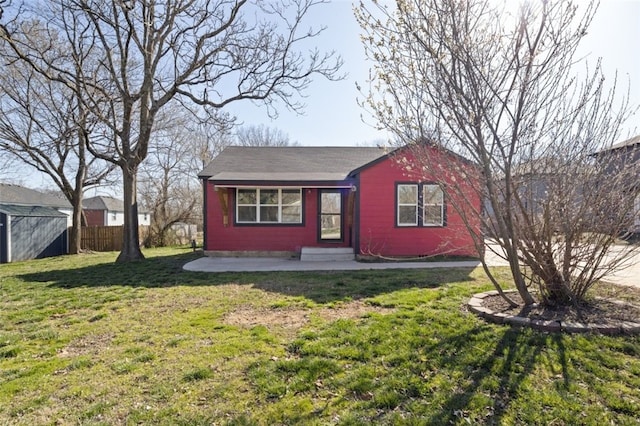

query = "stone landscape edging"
[{"left": 468, "top": 290, "right": 640, "bottom": 335}]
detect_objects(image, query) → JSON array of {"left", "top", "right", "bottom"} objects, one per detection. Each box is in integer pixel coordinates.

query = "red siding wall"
[
  {"left": 204, "top": 185, "right": 351, "bottom": 253},
  {"left": 84, "top": 210, "right": 105, "bottom": 227},
  {"left": 357, "top": 148, "right": 481, "bottom": 257},
  {"left": 203, "top": 147, "right": 481, "bottom": 257}
]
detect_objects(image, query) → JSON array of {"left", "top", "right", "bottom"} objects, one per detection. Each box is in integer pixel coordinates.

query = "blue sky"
[
  {"left": 8, "top": 0, "right": 640, "bottom": 191},
  {"left": 224, "top": 0, "right": 388, "bottom": 146},
  {"left": 225, "top": 0, "right": 640, "bottom": 146}
]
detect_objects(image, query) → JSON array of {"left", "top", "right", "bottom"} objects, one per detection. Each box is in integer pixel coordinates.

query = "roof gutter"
[{"left": 213, "top": 184, "right": 356, "bottom": 190}]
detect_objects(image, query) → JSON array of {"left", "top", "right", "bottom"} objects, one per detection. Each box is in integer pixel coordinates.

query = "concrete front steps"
[{"left": 300, "top": 247, "right": 355, "bottom": 262}]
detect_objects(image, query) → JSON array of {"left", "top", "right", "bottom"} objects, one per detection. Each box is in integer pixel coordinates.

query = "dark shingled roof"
[
  {"left": 83, "top": 196, "right": 125, "bottom": 212},
  {"left": 0, "top": 183, "right": 71, "bottom": 209},
  {"left": 608, "top": 135, "right": 640, "bottom": 151},
  {"left": 83, "top": 196, "right": 150, "bottom": 214},
  {"left": 198, "top": 146, "right": 390, "bottom": 182},
  {"left": 0, "top": 204, "right": 68, "bottom": 217}
]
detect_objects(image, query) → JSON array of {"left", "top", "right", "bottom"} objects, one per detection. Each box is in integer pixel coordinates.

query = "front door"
[{"left": 319, "top": 190, "right": 342, "bottom": 241}]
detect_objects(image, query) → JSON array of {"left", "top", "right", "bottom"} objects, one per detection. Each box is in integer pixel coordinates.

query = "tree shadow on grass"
[
  {"left": 17, "top": 252, "right": 478, "bottom": 304},
  {"left": 243, "top": 308, "right": 572, "bottom": 424},
  {"left": 248, "top": 266, "right": 478, "bottom": 304},
  {"left": 422, "top": 328, "right": 570, "bottom": 424}
]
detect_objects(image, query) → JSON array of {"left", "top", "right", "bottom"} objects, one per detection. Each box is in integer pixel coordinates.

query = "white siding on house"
[
  {"left": 58, "top": 208, "right": 73, "bottom": 227},
  {"left": 105, "top": 211, "right": 125, "bottom": 226},
  {"left": 104, "top": 211, "right": 151, "bottom": 226},
  {"left": 139, "top": 212, "right": 151, "bottom": 226}
]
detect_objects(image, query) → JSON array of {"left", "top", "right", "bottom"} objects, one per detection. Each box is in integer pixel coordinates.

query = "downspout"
[
  {"left": 353, "top": 175, "right": 361, "bottom": 256},
  {"left": 202, "top": 178, "right": 208, "bottom": 251}
]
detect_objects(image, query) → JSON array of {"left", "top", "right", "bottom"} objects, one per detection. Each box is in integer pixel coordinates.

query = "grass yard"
[{"left": 1, "top": 247, "right": 639, "bottom": 425}]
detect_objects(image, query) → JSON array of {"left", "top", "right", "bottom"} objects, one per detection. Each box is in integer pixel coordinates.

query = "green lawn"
[{"left": 1, "top": 248, "right": 639, "bottom": 425}]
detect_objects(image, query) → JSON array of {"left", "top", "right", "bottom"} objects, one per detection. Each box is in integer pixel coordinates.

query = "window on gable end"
[
  {"left": 397, "top": 184, "right": 418, "bottom": 226},
  {"left": 423, "top": 184, "right": 444, "bottom": 226}
]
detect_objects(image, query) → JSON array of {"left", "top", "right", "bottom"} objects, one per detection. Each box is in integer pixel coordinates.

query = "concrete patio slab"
[
  {"left": 183, "top": 246, "right": 640, "bottom": 289},
  {"left": 183, "top": 256, "right": 482, "bottom": 273}
]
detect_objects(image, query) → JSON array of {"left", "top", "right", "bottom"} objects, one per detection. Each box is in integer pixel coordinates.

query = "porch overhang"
[
  {"left": 208, "top": 180, "right": 358, "bottom": 230},
  {"left": 210, "top": 180, "right": 357, "bottom": 191},
  {"left": 213, "top": 183, "right": 355, "bottom": 190}
]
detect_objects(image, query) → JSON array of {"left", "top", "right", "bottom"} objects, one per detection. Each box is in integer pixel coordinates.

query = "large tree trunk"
[
  {"left": 68, "top": 153, "right": 86, "bottom": 254},
  {"left": 69, "top": 194, "right": 83, "bottom": 254},
  {"left": 3, "top": 0, "right": 342, "bottom": 263},
  {"left": 117, "top": 165, "right": 144, "bottom": 262}
]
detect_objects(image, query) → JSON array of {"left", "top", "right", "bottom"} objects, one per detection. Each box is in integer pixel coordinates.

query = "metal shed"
[{"left": 0, "top": 204, "right": 68, "bottom": 263}]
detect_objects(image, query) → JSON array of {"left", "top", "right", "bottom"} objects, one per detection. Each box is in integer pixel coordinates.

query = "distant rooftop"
[
  {"left": 83, "top": 196, "right": 150, "bottom": 214},
  {"left": 83, "top": 196, "right": 125, "bottom": 212},
  {"left": 0, "top": 183, "right": 71, "bottom": 209},
  {"left": 0, "top": 204, "right": 68, "bottom": 217},
  {"left": 604, "top": 135, "right": 640, "bottom": 151}
]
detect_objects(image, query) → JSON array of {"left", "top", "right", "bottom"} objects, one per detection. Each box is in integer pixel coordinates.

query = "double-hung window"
[
  {"left": 397, "top": 184, "right": 419, "bottom": 226},
  {"left": 423, "top": 184, "right": 444, "bottom": 226},
  {"left": 396, "top": 183, "right": 444, "bottom": 227},
  {"left": 236, "top": 188, "right": 302, "bottom": 224}
]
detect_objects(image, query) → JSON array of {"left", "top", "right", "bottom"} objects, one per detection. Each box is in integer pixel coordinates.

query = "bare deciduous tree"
[
  {"left": 138, "top": 108, "right": 230, "bottom": 247},
  {"left": 190, "top": 122, "right": 237, "bottom": 173},
  {"left": 140, "top": 114, "right": 300, "bottom": 247},
  {"left": 1, "top": 0, "right": 342, "bottom": 262},
  {"left": 356, "top": 0, "right": 638, "bottom": 308},
  {"left": 139, "top": 141, "right": 198, "bottom": 247},
  {"left": 0, "top": 35, "right": 115, "bottom": 254},
  {"left": 235, "top": 124, "right": 297, "bottom": 147}
]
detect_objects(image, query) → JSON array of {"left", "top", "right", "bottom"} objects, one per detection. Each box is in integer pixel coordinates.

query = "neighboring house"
[
  {"left": 594, "top": 134, "right": 640, "bottom": 234},
  {"left": 0, "top": 183, "right": 73, "bottom": 226},
  {"left": 491, "top": 157, "right": 588, "bottom": 222},
  {"left": 198, "top": 145, "right": 481, "bottom": 259},
  {"left": 0, "top": 183, "right": 70, "bottom": 263},
  {"left": 83, "top": 196, "right": 152, "bottom": 227}
]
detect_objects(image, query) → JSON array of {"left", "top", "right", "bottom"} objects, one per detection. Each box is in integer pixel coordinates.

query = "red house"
[{"left": 198, "top": 145, "right": 481, "bottom": 260}]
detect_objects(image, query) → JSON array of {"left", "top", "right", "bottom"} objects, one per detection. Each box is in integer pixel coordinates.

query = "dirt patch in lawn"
[
  {"left": 223, "top": 300, "right": 394, "bottom": 331},
  {"left": 58, "top": 333, "right": 114, "bottom": 357}
]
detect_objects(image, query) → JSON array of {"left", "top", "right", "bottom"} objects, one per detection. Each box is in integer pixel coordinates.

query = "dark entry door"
[{"left": 319, "top": 190, "right": 342, "bottom": 241}]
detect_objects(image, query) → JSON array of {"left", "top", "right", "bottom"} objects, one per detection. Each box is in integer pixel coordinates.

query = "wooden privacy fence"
[{"left": 80, "top": 226, "right": 149, "bottom": 252}]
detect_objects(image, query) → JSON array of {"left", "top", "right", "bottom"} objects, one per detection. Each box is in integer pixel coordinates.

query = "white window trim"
[
  {"left": 396, "top": 183, "right": 445, "bottom": 227},
  {"left": 397, "top": 184, "right": 419, "bottom": 226},
  {"left": 423, "top": 184, "right": 444, "bottom": 226},
  {"left": 236, "top": 188, "right": 302, "bottom": 224}
]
